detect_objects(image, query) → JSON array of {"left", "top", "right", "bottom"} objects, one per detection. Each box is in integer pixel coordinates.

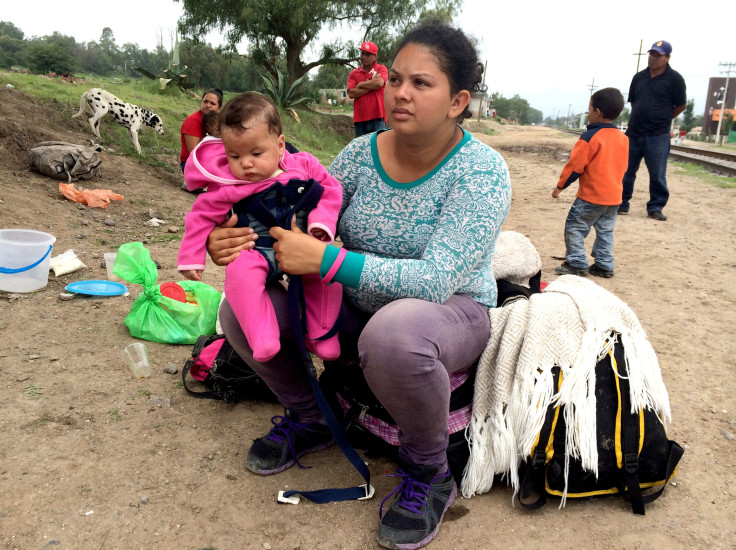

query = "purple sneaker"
[
  {"left": 245, "top": 414, "right": 334, "bottom": 475},
  {"left": 377, "top": 458, "right": 457, "bottom": 549}
]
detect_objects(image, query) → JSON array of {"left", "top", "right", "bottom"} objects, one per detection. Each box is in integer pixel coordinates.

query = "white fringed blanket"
[{"left": 461, "top": 275, "right": 671, "bottom": 501}]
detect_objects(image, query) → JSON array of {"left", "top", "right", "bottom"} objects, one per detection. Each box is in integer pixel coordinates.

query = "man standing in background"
[
  {"left": 619, "top": 40, "right": 686, "bottom": 221},
  {"left": 347, "top": 41, "right": 388, "bottom": 138}
]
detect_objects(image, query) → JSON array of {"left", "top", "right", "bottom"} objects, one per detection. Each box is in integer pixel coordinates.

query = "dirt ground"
[{"left": 1, "top": 86, "right": 735, "bottom": 550}]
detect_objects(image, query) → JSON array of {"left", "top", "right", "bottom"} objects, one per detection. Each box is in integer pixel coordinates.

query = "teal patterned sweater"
[{"left": 325, "top": 128, "right": 511, "bottom": 314}]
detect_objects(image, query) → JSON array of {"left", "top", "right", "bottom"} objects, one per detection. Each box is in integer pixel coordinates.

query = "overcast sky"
[{"left": 5, "top": 1, "right": 735, "bottom": 118}]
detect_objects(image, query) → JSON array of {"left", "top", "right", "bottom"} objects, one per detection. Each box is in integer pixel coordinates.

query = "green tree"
[
  {"left": 179, "top": 39, "right": 236, "bottom": 90},
  {"left": 224, "top": 57, "right": 262, "bottom": 92},
  {"left": 98, "top": 27, "right": 122, "bottom": 71},
  {"left": 148, "top": 45, "right": 174, "bottom": 76},
  {"left": 528, "top": 107, "right": 543, "bottom": 125},
  {"left": 120, "top": 42, "right": 147, "bottom": 76},
  {"left": 680, "top": 99, "right": 695, "bottom": 132},
  {"left": 73, "top": 28, "right": 121, "bottom": 75},
  {"left": 75, "top": 42, "right": 101, "bottom": 74},
  {"left": 313, "top": 63, "right": 350, "bottom": 90},
  {"left": 177, "top": 0, "right": 460, "bottom": 86},
  {"left": 0, "top": 21, "right": 25, "bottom": 69},
  {"left": 24, "top": 32, "right": 77, "bottom": 74},
  {"left": 619, "top": 107, "right": 630, "bottom": 125},
  {"left": 0, "top": 21, "right": 23, "bottom": 40},
  {"left": 343, "top": 0, "right": 460, "bottom": 68},
  {"left": 492, "top": 93, "right": 540, "bottom": 125}
]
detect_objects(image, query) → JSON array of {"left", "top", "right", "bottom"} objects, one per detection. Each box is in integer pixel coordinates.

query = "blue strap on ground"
[
  {"left": 279, "top": 274, "right": 372, "bottom": 504},
  {"left": 232, "top": 177, "right": 371, "bottom": 503}
]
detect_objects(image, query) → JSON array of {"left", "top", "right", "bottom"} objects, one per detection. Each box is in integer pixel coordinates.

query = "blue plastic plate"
[{"left": 65, "top": 280, "right": 128, "bottom": 296}]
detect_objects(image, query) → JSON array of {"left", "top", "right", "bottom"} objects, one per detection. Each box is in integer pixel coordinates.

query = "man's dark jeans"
[
  {"left": 354, "top": 118, "right": 386, "bottom": 138},
  {"left": 621, "top": 132, "right": 670, "bottom": 213}
]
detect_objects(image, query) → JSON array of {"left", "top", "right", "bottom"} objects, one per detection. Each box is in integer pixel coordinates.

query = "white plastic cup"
[
  {"left": 122, "top": 343, "right": 152, "bottom": 379},
  {"left": 104, "top": 252, "right": 121, "bottom": 282}
]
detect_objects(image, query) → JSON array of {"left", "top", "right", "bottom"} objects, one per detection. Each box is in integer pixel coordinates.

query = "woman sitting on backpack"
[{"left": 206, "top": 20, "right": 511, "bottom": 549}]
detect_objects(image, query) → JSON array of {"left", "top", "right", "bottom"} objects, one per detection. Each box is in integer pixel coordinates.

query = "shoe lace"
[
  {"left": 379, "top": 468, "right": 432, "bottom": 518},
  {"left": 265, "top": 415, "right": 317, "bottom": 469}
]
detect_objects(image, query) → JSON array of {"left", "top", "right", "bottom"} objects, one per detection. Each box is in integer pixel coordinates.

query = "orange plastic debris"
[{"left": 59, "top": 183, "right": 124, "bottom": 209}]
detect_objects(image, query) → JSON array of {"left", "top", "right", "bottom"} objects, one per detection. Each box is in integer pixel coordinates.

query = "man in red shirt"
[{"left": 347, "top": 41, "right": 388, "bottom": 137}]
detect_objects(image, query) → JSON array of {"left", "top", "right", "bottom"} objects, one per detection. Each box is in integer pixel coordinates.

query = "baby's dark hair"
[
  {"left": 202, "top": 110, "right": 220, "bottom": 137},
  {"left": 220, "top": 92, "right": 282, "bottom": 136},
  {"left": 591, "top": 87, "right": 624, "bottom": 120},
  {"left": 204, "top": 87, "right": 224, "bottom": 107},
  {"left": 396, "top": 19, "right": 485, "bottom": 123}
]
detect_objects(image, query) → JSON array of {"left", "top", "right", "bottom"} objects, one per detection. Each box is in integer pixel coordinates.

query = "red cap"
[{"left": 360, "top": 41, "right": 378, "bottom": 55}]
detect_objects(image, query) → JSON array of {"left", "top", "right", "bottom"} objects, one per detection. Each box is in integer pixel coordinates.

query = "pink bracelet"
[{"left": 322, "top": 247, "right": 347, "bottom": 285}]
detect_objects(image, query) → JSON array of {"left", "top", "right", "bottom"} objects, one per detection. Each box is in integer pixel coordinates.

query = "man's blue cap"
[{"left": 649, "top": 40, "right": 672, "bottom": 56}]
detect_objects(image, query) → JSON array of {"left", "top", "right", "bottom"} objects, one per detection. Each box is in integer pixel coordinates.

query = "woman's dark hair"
[
  {"left": 396, "top": 20, "right": 485, "bottom": 123},
  {"left": 203, "top": 87, "right": 224, "bottom": 108},
  {"left": 591, "top": 87, "right": 625, "bottom": 121},
  {"left": 219, "top": 92, "right": 282, "bottom": 136}
]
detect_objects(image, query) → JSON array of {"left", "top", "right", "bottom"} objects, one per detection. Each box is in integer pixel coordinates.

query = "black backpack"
[
  {"left": 319, "top": 358, "right": 475, "bottom": 483},
  {"left": 518, "top": 339, "right": 683, "bottom": 515},
  {"left": 315, "top": 275, "right": 543, "bottom": 483},
  {"left": 182, "top": 334, "right": 278, "bottom": 404}
]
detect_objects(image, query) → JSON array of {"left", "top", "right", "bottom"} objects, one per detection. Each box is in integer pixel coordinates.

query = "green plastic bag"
[{"left": 114, "top": 242, "right": 222, "bottom": 344}]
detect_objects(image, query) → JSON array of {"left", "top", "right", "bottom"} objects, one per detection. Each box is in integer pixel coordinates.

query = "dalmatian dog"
[{"left": 72, "top": 88, "right": 164, "bottom": 154}]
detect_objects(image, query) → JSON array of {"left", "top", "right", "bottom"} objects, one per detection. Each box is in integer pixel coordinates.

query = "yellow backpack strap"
[
  {"left": 617, "top": 358, "right": 644, "bottom": 513},
  {"left": 518, "top": 367, "right": 562, "bottom": 510}
]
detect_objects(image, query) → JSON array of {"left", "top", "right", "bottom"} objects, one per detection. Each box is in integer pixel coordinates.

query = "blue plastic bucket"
[{"left": 0, "top": 229, "right": 56, "bottom": 292}]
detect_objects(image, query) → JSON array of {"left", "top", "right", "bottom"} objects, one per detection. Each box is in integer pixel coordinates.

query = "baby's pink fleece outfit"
[{"left": 178, "top": 137, "right": 344, "bottom": 362}]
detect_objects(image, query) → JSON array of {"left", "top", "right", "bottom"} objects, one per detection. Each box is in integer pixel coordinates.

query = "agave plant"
[
  {"left": 260, "top": 70, "right": 312, "bottom": 121},
  {"left": 134, "top": 31, "right": 194, "bottom": 95}
]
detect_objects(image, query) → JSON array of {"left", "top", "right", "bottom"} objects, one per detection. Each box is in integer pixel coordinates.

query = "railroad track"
[
  {"left": 669, "top": 145, "right": 736, "bottom": 177},
  {"left": 555, "top": 128, "right": 736, "bottom": 176}
]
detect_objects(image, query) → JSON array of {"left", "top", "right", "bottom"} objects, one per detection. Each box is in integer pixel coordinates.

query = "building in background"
[
  {"left": 703, "top": 77, "right": 736, "bottom": 138},
  {"left": 319, "top": 88, "right": 350, "bottom": 106},
  {"left": 469, "top": 94, "right": 495, "bottom": 119}
]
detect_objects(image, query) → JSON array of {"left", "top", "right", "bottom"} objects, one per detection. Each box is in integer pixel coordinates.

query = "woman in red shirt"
[{"left": 179, "top": 88, "right": 223, "bottom": 171}]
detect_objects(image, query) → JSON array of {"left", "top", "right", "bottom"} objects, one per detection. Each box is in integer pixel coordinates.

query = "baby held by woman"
[{"left": 177, "top": 92, "right": 343, "bottom": 362}]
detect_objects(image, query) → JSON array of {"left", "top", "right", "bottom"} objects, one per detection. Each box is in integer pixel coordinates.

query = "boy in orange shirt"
[{"left": 552, "top": 87, "right": 628, "bottom": 278}]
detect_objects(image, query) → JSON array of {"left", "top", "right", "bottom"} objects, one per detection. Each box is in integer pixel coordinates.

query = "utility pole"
[
  {"left": 566, "top": 104, "right": 572, "bottom": 128},
  {"left": 633, "top": 40, "right": 646, "bottom": 73},
  {"left": 588, "top": 78, "right": 597, "bottom": 97},
  {"left": 714, "top": 61, "right": 736, "bottom": 145}
]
